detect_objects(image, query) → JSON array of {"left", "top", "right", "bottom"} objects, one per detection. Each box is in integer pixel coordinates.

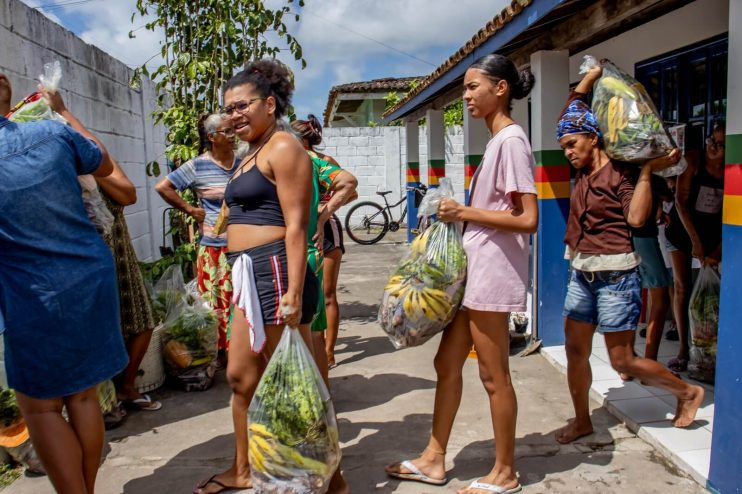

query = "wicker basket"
[{"left": 135, "top": 323, "right": 166, "bottom": 394}]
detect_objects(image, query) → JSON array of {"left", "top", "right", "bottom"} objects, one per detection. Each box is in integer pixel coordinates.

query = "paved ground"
[{"left": 8, "top": 234, "right": 703, "bottom": 493}]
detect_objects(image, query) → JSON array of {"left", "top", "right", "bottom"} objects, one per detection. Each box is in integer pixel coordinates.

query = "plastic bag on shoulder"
[
  {"left": 582, "top": 55, "right": 676, "bottom": 164},
  {"left": 688, "top": 265, "right": 720, "bottom": 383},
  {"left": 5, "top": 61, "right": 114, "bottom": 235},
  {"left": 248, "top": 321, "right": 341, "bottom": 494},
  {"left": 39, "top": 61, "right": 62, "bottom": 93},
  {"left": 6, "top": 62, "right": 66, "bottom": 124},
  {"left": 378, "top": 178, "right": 467, "bottom": 349}
]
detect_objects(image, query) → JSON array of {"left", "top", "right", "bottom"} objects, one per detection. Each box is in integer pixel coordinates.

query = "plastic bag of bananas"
[
  {"left": 378, "top": 178, "right": 467, "bottom": 349},
  {"left": 581, "top": 56, "right": 678, "bottom": 168},
  {"left": 248, "top": 318, "right": 341, "bottom": 494}
]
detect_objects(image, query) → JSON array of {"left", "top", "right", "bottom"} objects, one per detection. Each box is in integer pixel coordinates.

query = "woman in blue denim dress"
[
  {"left": 0, "top": 75, "right": 127, "bottom": 493},
  {"left": 554, "top": 64, "right": 705, "bottom": 444}
]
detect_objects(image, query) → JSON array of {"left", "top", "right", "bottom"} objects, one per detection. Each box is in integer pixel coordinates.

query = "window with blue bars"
[{"left": 635, "top": 34, "right": 728, "bottom": 152}]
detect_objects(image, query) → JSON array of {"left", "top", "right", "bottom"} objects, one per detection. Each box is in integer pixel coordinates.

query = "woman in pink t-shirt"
[{"left": 386, "top": 54, "right": 538, "bottom": 494}]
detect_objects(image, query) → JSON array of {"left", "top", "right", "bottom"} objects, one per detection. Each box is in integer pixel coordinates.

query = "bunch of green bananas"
[{"left": 248, "top": 422, "right": 332, "bottom": 480}]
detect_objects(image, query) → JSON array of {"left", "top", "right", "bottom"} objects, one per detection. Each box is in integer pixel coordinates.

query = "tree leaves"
[{"left": 131, "top": 0, "right": 307, "bottom": 174}]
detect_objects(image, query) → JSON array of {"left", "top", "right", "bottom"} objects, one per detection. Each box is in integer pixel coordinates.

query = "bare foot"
[
  {"left": 672, "top": 385, "right": 705, "bottom": 428},
  {"left": 327, "top": 468, "right": 350, "bottom": 494},
  {"left": 193, "top": 471, "right": 251, "bottom": 494},
  {"left": 555, "top": 419, "right": 594, "bottom": 444},
  {"left": 619, "top": 372, "right": 634, "bottom": 382}
]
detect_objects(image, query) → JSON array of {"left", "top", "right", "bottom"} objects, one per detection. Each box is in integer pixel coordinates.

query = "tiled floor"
[{"left": 541, "top": 325, "right": 716, "bottom": 487}]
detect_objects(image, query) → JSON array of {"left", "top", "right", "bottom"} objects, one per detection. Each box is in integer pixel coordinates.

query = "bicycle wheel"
[{"left": 344, "top": 201, "right": 389, "bottom": 245}]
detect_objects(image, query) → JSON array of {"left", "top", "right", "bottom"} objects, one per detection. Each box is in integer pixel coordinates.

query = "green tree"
[
  {"left": 130, "top": 0, "right": 306, "bottom": 175},
  {"left": 130, "top": 0, "right": 306, "bottom": 274}
]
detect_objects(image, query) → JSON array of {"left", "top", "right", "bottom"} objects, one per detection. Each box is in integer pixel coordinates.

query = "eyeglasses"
[
  {"left": 223, "top": 97, "right": 265, "bottom": 116},
  {"left": 214, "top": 128, "right": 235, "bottom": 137},
  {"left": 707, "top": 137, "right": 725, "bottom": 149}
]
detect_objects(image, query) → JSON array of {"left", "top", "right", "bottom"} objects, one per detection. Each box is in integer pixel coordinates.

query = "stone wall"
[
  {"left": 317, "top": 125, "right": 466, "bottom": 224},
  {"left": 0, "top": 0, "right": 169, "bottom": 261}
]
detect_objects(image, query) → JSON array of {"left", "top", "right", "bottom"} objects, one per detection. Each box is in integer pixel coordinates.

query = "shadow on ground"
[
  {"left": 121, "top": 434, "right": 235, "bottom": 493},
  {"left": 334, "top": 334, "right": 395, "bottom": 367},
  {"left": 330, "top": 373, "right": 435, "bottom": 414},
  {"left": 335, "top": 413, "right": 435, "bottom": 493},
  {"left": 102, "top": 372, "right": 231, "bottom": 456},
  {"left": 446, "top": 408, "right": 619, "bottom": 488},
  {"left": 338, "top": 299, "right": 379, "bottom": 320}
]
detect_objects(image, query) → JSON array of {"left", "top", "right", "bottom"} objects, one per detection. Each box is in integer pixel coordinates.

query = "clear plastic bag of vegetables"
[
  {"left": 5, "top": 61, "right": 114, "bottom": 234},
  {"left": 151, "top": 265, "right": 187, "bottom": 324},
  {"left": 161, "top": 293, "right": 218, "bottom": 390},
  {"left": 378, "top": 178, "right": 467, "bottom": 349},
  {"left": 5, "top": 62, "right": 65, "bottom": 124},
  {"left": 248, "top": 322, "right": 340, "bottom": 494},
  {"left": 687, "top": 265, "right": 720, "bottom": 383},
  {"left": 581, "top": 56, "right": 678, "bottom": 170}
]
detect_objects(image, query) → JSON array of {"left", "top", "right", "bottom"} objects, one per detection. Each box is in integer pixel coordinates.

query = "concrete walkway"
[{"left": 8, "top": 237, "right": 703, "bottom": 493}]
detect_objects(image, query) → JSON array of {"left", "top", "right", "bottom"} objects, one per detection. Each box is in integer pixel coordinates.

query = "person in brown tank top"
[{"left": 554, "top": 63, "right": 705, "bottom": 445}]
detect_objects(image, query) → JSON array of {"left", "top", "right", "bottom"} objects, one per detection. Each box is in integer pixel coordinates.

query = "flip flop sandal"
[
  {"left": 125, "top": 394, "right": 162, "bottom": 411},
  {"left": 386, "top": 460, "right": 447, "bottom": 485},
  {"left": 193, "top": 474, "right": 239, "bottom": 494},
  {"left": 465, "top": 479, "right": 522, "bottom": 493},
  {"left": 328, "top": 360, "right": 338, "bottom": 370}
]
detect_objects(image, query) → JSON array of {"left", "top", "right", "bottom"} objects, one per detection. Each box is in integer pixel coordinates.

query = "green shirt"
[{"left": 308, "top": 156, "right": 342, "bottom": 247}]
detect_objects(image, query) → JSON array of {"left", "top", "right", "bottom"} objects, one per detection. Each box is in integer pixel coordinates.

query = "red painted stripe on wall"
[
  {"left": 428, "top": 167, "right": 446, "bottom": 177},
  {"left": 724, "top": 164, "right": 742, "bottom": 196},
  {"left": 535, "top": 165, "right": 571, "bottom": 183}
]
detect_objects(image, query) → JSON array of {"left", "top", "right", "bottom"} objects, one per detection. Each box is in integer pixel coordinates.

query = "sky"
[{"left": 19, "top": 0, "right": 509, "bottom": 121}]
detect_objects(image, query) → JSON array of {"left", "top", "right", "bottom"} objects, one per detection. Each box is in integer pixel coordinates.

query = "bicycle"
[{"left": 344, "top": 185, "right": 427, "bottom": 245}]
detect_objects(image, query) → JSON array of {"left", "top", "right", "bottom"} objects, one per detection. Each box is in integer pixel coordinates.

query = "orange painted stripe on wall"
[
  {"left": 536, "top": 181, "right": 571, "bottom": 199},
  {"left": 723, "top": 194, "right": 742, "bottom": 226}
]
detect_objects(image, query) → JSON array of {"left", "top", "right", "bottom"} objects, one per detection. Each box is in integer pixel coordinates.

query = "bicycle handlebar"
[{"left": 405, "top": 184, "right": 428, "bottom": 193}]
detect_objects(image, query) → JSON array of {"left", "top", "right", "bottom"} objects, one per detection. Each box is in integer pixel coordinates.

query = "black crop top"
[{"left": 224, "top": 165, "right": 285, "bottom": 227}]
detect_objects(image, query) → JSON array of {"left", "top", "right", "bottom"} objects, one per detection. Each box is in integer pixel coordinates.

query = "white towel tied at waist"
[{"left": 231, "top": 254, "right": 266, "bottom": 353}]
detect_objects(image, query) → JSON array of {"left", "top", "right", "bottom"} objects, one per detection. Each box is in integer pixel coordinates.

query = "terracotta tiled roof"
[
  {"left": 384, "top": 0, "right": 532, "bottom": 120},
  {"left": 323, "top": 77, "right": 423, "bottom": 126}
]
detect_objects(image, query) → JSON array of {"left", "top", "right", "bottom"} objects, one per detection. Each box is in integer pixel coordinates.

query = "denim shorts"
[
  {"left": 563, "top": 268, "right": 642, "bottom": 333},
  {"left": 634, "top": 236, "right": 672, "bottom": 288}
]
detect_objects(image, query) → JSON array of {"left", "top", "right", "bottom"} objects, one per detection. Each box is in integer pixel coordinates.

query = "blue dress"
[{"left": 0, "top": 117, "right": 128, "bottom": 399}]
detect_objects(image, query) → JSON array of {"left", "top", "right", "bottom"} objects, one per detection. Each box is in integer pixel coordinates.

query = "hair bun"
[{"left": 512, "top": 69, "right": 535, "bottom": 100}]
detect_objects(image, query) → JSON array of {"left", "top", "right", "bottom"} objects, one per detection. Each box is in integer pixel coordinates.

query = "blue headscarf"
[{"left": 556, "top": 99, "right": 603, "bottom": 142}]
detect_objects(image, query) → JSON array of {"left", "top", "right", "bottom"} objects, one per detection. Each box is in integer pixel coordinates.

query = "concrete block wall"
[
  {"left": 0, "top": 0, "right": 168, "bottom": 262},
  {"left": 317, "top": 125, "right": 466, "bottom": 225}
]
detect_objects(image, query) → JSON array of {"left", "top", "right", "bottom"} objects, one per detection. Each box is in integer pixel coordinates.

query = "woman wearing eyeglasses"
[
  {"left": 664, "top": 120, "right": 725, "bottom": 373},
  {"left": 156, "top": 113, "right": 239, "bottom": 355},
  {"left": 193, "top": 60, "right": 318, "bottom": 494}
]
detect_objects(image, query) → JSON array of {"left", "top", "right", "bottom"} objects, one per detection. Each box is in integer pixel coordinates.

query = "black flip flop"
[{"left": 193, "top": 474, "right": 239, "bottom": 494}]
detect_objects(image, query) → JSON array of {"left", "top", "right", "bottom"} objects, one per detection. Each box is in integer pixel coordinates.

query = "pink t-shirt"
[{"left": 462, "top": 124, "right": 536, "bottom": 312}]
